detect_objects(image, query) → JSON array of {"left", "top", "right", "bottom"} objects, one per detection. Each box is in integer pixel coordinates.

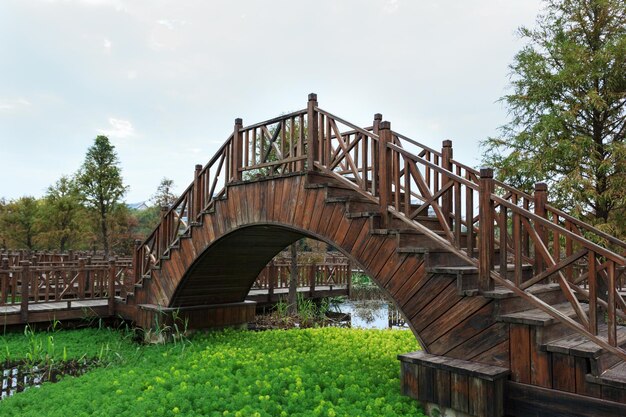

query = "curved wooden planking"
[{"left": 135, "top": 173, "right": 506, "bottom": 367}]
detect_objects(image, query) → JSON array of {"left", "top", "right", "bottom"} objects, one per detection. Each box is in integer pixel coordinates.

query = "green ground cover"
[{"left": 1, "top": 327, "right": 425, "bottom": 417}]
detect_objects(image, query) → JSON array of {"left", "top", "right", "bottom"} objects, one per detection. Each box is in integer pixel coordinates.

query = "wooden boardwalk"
[
  {"left": 2, "top": 94, "right": 626, "bottom": 416},
  {"left": 0, "top": 286, "right": 349, "bottom": 326}
]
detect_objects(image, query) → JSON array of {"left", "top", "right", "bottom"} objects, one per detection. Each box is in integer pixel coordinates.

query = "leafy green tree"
[
  {"left": 38, "top": 176, "right": 89, "bottom": 251},
  {"left": 150, "top": 177, "right": 178, "bottom": 208},
  {"left": 0, "top": 196, "right": 41, "bottom": 250},
  {"left": 108, "top": 205, "right": 139, "bottom": 256},
  {"left": 77, "top": 135, "right": 128, "bottom": 256},
  {"left": 132, "top": 206, "right": 161, "bottom": 239},
  {"left": 482, "top": 0, "right": 626, "bottom": 238}
]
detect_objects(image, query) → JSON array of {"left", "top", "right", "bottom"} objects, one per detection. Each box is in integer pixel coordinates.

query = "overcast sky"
[{"left": 0, "top": 0, "right": 544, "bottom": 203}]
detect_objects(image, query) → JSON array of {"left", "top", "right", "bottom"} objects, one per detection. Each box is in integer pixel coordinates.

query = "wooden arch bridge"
[{"left": 3, "top": 94, "right": 626, "bottom": 416}]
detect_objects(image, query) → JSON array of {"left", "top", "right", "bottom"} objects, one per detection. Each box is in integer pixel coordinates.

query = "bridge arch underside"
[{"left": 145, "top": 174, "right": 507, "bottom": 367}]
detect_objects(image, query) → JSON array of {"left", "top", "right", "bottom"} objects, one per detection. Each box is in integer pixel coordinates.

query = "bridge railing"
[
  {"left": 378, "top": 130, "right": 626, "bottom": 360},
  {"left": 305, "top": 97, "right": 625, "bottom": 359},
  {"left": 137, "top": 110, "right": 312, "bottom": 280}
]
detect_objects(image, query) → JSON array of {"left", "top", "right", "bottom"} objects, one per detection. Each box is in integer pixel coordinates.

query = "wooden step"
[
  {"left": 589, "top": 361, "right": 626, "bottom": 390},
  {"left": 370, "top": 215, "right": 443, "bottom": 232},
  {"left": 499, "top": 302, "right": 589, "bottom": 327},
  {"left": 546, "top": 324, "right": 626, "bottom": 376}
]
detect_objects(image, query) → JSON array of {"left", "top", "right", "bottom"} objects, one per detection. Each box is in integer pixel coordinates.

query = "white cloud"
[
  {"left": 103, "top": 37, "right": 112, "bottom": 52},
  {"left": 127, "top": 69, "right": 138, "bottom": 79},
  {"left": 156, "top": 19, "right": 188, "bottom": 30},
  {"left": 0, "top": 98, "right": 31, "bottom": 112},
  {"left": 98, "top": 117, "right": 135, "bottom": 138},
  {"left": 383, "top": 0, "right": 399, "bottom": 14}
]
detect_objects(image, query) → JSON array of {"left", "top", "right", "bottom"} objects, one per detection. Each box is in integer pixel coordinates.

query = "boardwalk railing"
[
  {"left": 136, "top": 93, "right": 625, "bottom": 360},
  {"left": 0, "top": 258, "right": 133, "bottom": 321},
  {"left": 253, "top": 255, "right": 351, "bottom": 295},
  {"left": 0, "top": 253, "right": 349, "bottom": 317}
]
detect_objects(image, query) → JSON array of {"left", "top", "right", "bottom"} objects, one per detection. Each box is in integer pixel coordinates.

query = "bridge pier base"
[
  {"left": 399, "top": 351, "right": 509, "bottom": 417},
  {"left": 135, "top": 301, "right": 256, "bottom": 332}
]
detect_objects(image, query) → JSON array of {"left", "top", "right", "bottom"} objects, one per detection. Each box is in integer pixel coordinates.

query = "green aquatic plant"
[{"left": 0, "top": 327, "right": 424, "bottom": 417}]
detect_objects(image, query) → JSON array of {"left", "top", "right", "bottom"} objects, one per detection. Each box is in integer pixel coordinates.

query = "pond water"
[{"left": 331, "top": 300, "right": 409, "bottom": 330}]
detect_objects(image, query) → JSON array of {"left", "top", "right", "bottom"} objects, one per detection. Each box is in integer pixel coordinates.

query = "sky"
[{"left": 0, "top": 0, "right": 544, "bottom": 204}]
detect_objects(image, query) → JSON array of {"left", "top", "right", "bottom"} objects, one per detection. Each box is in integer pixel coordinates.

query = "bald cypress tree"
[
  {"left": 77, "top": 136, "right": 127, "bottom": 256},
  {"left": 482, "top": 0, "right": 626, "bottom": 238}
]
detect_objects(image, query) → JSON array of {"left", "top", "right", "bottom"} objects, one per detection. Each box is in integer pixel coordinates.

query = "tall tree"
[
  {"left": 77, "top": 136, "right": 127, "bottom": 256},
  {"left": 150, "top": 177, "right": 178, "bottom": 208},
  {"left": 482, "top": 0, "right": 626, "bottom": 238},
  {"left": 38, "top": 176, "right": 88, "bottom": 252},
  {"left": 0, "top": 196, "right": 40, "bottom": 250}
]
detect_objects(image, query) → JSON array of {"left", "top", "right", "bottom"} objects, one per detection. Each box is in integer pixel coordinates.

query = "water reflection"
[{"left": 332, "top": 300, "right": 409, "bottom": 330}]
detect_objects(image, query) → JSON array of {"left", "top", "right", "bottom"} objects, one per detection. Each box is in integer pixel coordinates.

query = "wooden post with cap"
[
  {"left": 479, "top": 168, "right": 494, "bottom": 291},
  {"left": 193, "top": 164, "right": 203, "bottom": 222},
  {"left": 372, "top": 113, "right": 382, "bottom": 195},
  {"left": 232, "top": 118, "right": 243, "bottom": 181},
  {"left": 378, "top": 121, "right": 392, "bottom": 228},
  {"left": 307, "top": 93, "right": 319, "bottom": 170},
  {"left": 441, "top": 140, "right": 453, "bottom": 227}
]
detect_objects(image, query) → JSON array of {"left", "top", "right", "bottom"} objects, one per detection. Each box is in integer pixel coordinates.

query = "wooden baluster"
[
  {"left": 522, "top": 197, "right": 530, "bottom": 257},
  {"left": 268, "top": 265, "right": 274, "bottom": 302},
  {"left": 20, "top": 260, "right": 30, "bottom": 323},
  {"left": 193, "top": 164, "right": 202, "bottom": 222},
  {"left": 108, "top": 258, "right": 116, "bottom": 316},
  {"left": 608, "top": 261, "right": 617, "bottom": 346},
  {"left": 232, "top": 118, "right": 243, "bottom": 181},
  {"left": 307, "top": 93, "right": 319, "bottom": 170},
  {"left": 479, "top": 168, "right": 494, "bottom": 291},
  {"left": 133, "top": 240, "right": 142, "bottom": 289},
  {"left": 159, "top": 206, "right": 169, "bottom": 257},
  {"left": 30, "top": 256, "right": 38, "bottom": 302},
  {"left": 441, "top": 140, "right": 453, "bottom": 228},
  {"left": 244, "top": 129, "right": 249, "bottom": 169},
  {"left": 378, "top": 121, "right": 392, "bottom": 228},
  {"left": 433, "top": 154, "right": 440, "bottom": 199},
  {"left": 1, "top": 258, "right": 8, "bottom": 305},
  {"left": 393, "top": 144, "right": 400, "bottom": 211},
  {"left": 280, "top": 119, "right": 286, "bottom": 172},
  {"left": 347, "top": 260, "right": 352, "bottom": 298},
  {"left": 372, "top": 113, "right": 382, "bottom": 195},
  {"left": 297, "top": 114, "right": 305, "bottom": 171},
  {"left": 565, "top": 220, "right": 573, "bottom": 281},
  {"left": 588, "top": 252, "right": 597, "bottom": 335},
  {"left": 454, "top": 165, "right": 462, "bottom": 248},
  {"left": 499, "top": 204, "right": 508, "bottom": 277},
  {"left": 512, "top": 195, "right": 522, "bottom": 286},
  {"left": 324, "top": 114, "right": 331, "bottom": 166},
  {"left": 404, "top": 156, "right": 411, "bottom": 217},
  {"left": 362, "top": 133, "right": 369, "bottom": 191},
  {"left": 78, "top": 258, "right": 86, "bottom": 299},
  {"left": 86, "top": 256, "right": 93, "bottom": 299},
  {"left": 309, "top": 265, "right": 316, "bottom": 294},
  {"left": 465, "top": 170, "right": 474, "bottom": 257},
  {"left": 552, "top": 212, "right": 561, "bottom": 269},
  {"left": 534, "top": 183, "right": 548, "bottom": 275},
  {"left": 253, "top": 127, "right": 259, "bottom": 166}
]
